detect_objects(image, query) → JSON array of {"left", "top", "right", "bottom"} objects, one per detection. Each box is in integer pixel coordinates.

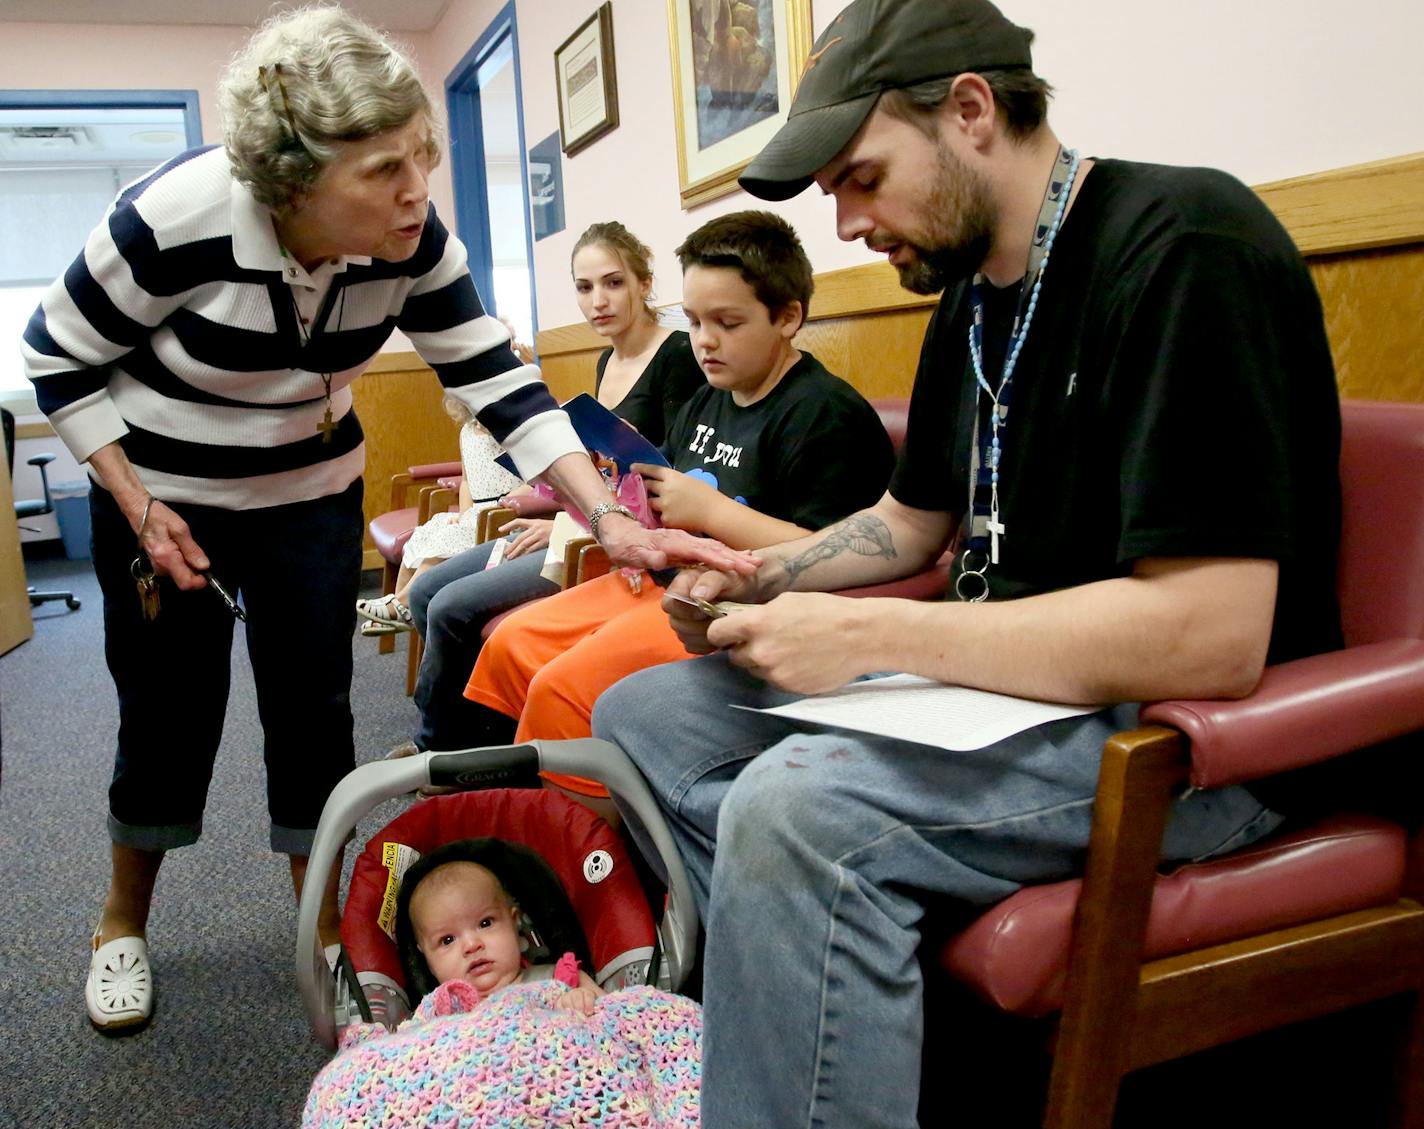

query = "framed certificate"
[{"left": 555, "top": 2, "right": 620, "bottom": 157}]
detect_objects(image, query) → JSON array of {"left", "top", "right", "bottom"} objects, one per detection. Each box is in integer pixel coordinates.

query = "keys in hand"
[
  {"left": 129, "top": 553, "right": 246, "bottom": 622},
  {"left": 131, "top": 554, "right": 161, "bottom": 621}
]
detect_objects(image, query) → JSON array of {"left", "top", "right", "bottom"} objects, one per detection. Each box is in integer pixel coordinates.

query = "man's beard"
[{"left": 887, "top": 142, "right": 994, "bottom": 295}]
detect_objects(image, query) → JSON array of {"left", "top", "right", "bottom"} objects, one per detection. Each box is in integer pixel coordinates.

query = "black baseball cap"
[{"left": 740, "top": 0, "right": 1034, "bottom": 201}]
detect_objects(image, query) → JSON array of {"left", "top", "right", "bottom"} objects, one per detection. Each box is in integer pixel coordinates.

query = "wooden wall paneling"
[
  {"left": 537, "top": 348, "right": 602, "bottom": 403},
  {"left": 795, "top": 306, "right": 932, "bottom": 400},
  {"left": 1306, "top": 245, "right": 1424, "bottom": 404},
  {"left": 1254, "top": 152, "right": 1424, "bottom": 258},
  {"left": 351, "top": 356, "right": 460, "bottom": 569}
]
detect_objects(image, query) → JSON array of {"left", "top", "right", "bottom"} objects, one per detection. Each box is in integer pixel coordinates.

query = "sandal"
[
  {"left": 86, "top": 928, "right": 154, "bottom": 1033},
  {"left": 358, "top": 619, "right": 400, "bottom": 637},
  {"left": 356, "top": 594, "right": 413, "bottom": 632}
]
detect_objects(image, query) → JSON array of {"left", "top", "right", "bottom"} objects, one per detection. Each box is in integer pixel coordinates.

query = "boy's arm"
[{"left": 635, "top": 463, "right": 809, "bottom": 549}]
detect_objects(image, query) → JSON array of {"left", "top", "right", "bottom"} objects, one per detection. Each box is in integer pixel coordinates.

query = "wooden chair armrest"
[
  {"left": 417, "top": 486, "right": 457, "bottom": 524},
  {"left": 388, "top": 470, "right": 416, "bottom": 510},
  {"left": 478, "top": 506, "right": 515, "bottom": 543},
  {"left": 561, "top": 536, "right": 597, "bottom": 589},
  {"left": 575, "top": 541, "right": 612, "bottom": 586},
  {"left": 389, "top": 460, "right": 459, "bottom": 511}
]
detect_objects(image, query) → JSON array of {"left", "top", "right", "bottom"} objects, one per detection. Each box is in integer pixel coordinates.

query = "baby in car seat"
[
  {"left": 398, "top": 841, "right": 603, "bottom": 1015},
  {"left": 304, "top": 835, "right": 703, "bottom": 1128}
]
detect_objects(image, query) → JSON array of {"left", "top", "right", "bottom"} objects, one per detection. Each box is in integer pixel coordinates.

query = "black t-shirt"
[
  {"left": 663, "top": 351, "right": 894, "bottom": 532},
  {"left": 595, "top": 330, "right": 705, "bottom": 446},
  {"left": 889, "top": 158, "right": 1342, "bottom": 666}
]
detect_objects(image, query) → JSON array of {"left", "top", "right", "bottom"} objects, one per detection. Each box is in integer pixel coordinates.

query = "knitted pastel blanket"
[{"left": 303, "top": 981, "right": 702, "bottom": 1128}]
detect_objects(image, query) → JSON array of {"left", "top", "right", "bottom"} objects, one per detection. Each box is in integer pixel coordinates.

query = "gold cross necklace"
[{"left": 280, "top": 248, "right": 347, "bottom": 443}]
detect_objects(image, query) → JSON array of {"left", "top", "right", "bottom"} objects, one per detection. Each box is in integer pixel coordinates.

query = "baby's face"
[{"left": 411, "top": 863, "right": 524, "bottom": 994}]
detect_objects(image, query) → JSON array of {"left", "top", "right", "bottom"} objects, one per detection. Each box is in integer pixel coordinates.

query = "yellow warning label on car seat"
[{"left": 377, "top": 841, "right": 421, "bottom": 940}]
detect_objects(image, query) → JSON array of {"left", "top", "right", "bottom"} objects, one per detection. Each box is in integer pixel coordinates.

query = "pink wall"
[
  {"left": 6, "top": 1, "right": 1422, "bottom": 339},
  {"left": 0, "top": 21, "right": 252, "bottom": 144},
  {"left": 416, "top": 0, "right": 1424, "bottom": 334},
  {"left": 418, "top": 0, "right": 858, "bottom": 335}
]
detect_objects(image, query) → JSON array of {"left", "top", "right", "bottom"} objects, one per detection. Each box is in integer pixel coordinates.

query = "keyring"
[
  {"left": 955, "top": 568, "right": 990, "bottom": 603},
  {"left": 954, "top": 549, "right": 990, "bottom": 603}
]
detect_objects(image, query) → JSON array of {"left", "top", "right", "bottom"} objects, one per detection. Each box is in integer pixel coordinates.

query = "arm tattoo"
[{"left": 780, "top": 514, "right": 898, "bottom": 586}]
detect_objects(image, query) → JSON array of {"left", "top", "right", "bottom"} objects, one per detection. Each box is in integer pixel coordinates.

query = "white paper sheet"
[{"left": 735, "top": 674, "right": 1098, "bottom": 751}]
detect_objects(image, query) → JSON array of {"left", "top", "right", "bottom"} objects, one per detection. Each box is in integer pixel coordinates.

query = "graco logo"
[{"left": 583, "top": 849, "right": 614, "bottom": 884}]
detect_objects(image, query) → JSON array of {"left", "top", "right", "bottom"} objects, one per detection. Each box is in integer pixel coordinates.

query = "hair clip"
[{"left": 257, "top": 62, "right": 302, "bottom": 143}]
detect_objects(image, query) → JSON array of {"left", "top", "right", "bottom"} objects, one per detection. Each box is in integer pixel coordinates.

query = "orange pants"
[{"left": 463, "top": 573, "right": 692, "bottom": 795}]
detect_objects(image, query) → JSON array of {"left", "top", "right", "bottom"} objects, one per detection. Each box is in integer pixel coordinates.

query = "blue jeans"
[
  {"left": 592, "top": 653, "right": 1282, "bottom": 1129},
  {"left": 406, "top": 541, "right": 558, "bottom": 750},
  {"left": 91, "top": 481, "right": 364, "bottom": 855}
]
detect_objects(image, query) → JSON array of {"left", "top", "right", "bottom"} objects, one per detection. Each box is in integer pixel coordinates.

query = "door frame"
[
  {"left": 445, "top": 0, "right": 538, "bottom": 341},
  {"left": 0, "top": 88, "right": 202, "bottom": 146}
]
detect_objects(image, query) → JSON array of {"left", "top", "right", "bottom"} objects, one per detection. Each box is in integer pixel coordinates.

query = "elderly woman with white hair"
[{"left": 22, "top": 4, "right": 748, "bottom": 1034}]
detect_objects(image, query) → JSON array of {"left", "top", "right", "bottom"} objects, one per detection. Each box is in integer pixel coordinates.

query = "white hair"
[{"left": 218, "top": 4, "right": 443, "bottom": 211}]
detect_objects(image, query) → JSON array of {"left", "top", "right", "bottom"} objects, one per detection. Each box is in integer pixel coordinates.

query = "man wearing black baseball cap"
[{"left": 594, "top": 1, "right": 1343, "bottom": 1124}]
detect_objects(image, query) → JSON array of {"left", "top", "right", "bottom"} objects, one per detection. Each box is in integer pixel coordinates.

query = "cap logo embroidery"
[{"left": 800, "top": 36, "right": 843, "bottom": 78}]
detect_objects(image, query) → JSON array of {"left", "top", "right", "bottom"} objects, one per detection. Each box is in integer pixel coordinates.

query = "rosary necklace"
[{"left": 956, "top": 146, "right": 1080, "bottom": 602}]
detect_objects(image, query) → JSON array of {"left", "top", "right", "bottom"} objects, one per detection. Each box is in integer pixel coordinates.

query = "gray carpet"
[{"left": 0, "top": 555, "right": 422, "bottom": 1128}]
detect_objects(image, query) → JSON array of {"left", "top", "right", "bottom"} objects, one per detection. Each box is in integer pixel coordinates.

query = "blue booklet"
[{"left": 495, "top": 393, "right": 670, "bottom": 477}]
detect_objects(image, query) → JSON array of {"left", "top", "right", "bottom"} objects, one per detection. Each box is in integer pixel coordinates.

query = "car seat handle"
[{"left": 428, "top": 744, "right": 541, "bottom": 789}]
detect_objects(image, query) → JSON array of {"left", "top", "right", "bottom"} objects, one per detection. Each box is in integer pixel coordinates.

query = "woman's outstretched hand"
[{"left": 596, "top": 513, "right": 760, "bottom": 574}]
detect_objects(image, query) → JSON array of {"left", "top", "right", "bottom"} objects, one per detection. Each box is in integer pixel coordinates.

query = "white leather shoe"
[{"left": 85, "top": 929, "right": 154, "bottom": 1032}]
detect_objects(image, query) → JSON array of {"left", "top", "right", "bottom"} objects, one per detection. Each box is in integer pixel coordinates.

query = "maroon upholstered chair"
[
  {"left": 933, "top": 399, "right": 1424, "bottom": 1127},
  {"left": 368, "top": 460, "right": 461, "bottom": 656}
]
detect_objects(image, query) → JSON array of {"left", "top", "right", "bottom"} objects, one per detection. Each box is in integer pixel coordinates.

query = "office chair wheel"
[{"left": 66, "top": 596, "right": 82, "bottom": 610}]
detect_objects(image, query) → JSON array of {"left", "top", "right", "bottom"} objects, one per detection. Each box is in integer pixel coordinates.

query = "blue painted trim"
[
  {"left": 506, "top": 14, "right": 538, "bottom": 344},
  {"left": 0, "top": 89, "right": 203, "bottom": 147},
  {"left": 444, "top": 75, "right": 494, "bottom": 310},
  {"left": 444, "top": 1, "right": 537, "bottom": 342}
]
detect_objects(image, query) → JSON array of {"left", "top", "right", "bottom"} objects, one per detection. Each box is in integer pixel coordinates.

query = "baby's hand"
[{"left": 555, "top": 985, "right": 602, "bottom": 1016}]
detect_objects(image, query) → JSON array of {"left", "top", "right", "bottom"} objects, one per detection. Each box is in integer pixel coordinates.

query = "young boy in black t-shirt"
[{"left": 461, "top": 211, "right": 894, "bottom": 796}]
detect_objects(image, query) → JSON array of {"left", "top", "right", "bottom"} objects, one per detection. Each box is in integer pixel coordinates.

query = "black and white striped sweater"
[{"left": 21, "top": 145, "right": 578, "bottom": 510}]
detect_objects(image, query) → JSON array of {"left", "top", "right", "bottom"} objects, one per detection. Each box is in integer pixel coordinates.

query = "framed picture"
[
  {"left": 555, "top": 2, "right": 620, "bottom": 157},
  {"left": 666, "top": 0, "right": 813, "bottom": 208},
  {"left": 528, "top": 131, "right": 566, "bottom": 242}
]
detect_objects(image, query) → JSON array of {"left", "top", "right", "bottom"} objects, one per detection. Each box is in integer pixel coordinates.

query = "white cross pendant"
[{"left": 987, "top": 516, "right": 1005, "bottom": 564}]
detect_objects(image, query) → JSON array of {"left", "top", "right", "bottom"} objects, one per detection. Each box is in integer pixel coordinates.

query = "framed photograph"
[
  {"left": 555, "top": 2, "right": 620, "bottom": 157},
  {"left": 666, "top": 0, "right": 813, "bottom": 208}
]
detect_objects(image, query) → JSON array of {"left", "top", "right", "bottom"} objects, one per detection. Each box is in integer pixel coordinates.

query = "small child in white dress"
[{"left": 357, "top": 395, "right": 522, "bottom": 634}]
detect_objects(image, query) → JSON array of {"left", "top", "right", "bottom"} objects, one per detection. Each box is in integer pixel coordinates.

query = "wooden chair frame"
[
  {"left": 373, "top": 465, "right": 457, "bottom": 656},
  {"left": 401, "top": 483, "right": 458, "bottom": 694},
  {"left": 1042, "top": 725, "right": 1424, "bottom": 1127}
]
